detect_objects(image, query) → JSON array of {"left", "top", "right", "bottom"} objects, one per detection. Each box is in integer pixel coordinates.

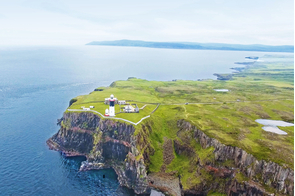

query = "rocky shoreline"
[
  {"left": 47, "top": 112, "right": 294, "bottom": 196},
  {"left": 47, "top": 112, "right": 150, "bottom": 194},
  {"left": 213, "top": 56, "right": 258, "bottom": 80}
]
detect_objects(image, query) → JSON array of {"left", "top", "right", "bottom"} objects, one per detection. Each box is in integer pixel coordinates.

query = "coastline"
[{"left": 46, "top": 54, "right": 294, "bottom": 195}]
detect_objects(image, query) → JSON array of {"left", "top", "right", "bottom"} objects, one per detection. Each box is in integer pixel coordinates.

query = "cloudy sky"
[{"left": 0, "top": 0, "right": 293, "bottom": 46}]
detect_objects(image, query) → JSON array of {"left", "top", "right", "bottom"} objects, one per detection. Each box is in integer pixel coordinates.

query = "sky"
[{"left": 0, "top": 0, "right": 293, "bottom": 46}]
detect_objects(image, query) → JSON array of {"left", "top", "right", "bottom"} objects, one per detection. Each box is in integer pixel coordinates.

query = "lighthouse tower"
[{"left": 109, "top": 94, "right": 116, "bottom": 116}]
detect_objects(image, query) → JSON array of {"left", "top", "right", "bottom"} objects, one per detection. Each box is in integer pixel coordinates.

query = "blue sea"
[{"left": 0, "top": 46, "right": 292, "bottom": 195}]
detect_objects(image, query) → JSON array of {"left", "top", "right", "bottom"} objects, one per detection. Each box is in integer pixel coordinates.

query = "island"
[{"left": 47, "top": 55, "right": 294, "bottom": 196}]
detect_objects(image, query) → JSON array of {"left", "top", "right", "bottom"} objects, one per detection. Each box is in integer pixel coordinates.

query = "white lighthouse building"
[
  {"left": 104, "top": 94, "right": 117, "bottom": 116},
  {"left": 109, "top": 94, "right": 116, "bottom": 116}
]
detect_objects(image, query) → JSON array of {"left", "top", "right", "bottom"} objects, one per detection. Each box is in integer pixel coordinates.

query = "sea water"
[{"left": 0, "top": 46, "right": 292, "bottom": 195}]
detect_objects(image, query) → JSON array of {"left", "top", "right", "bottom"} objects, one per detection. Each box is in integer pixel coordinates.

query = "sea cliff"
[
  {"left": 47, "top": 112, "right": 149, "bottom": 194},
  {"left": 47, "top": 112, "right": 294, "bottom": 195}
]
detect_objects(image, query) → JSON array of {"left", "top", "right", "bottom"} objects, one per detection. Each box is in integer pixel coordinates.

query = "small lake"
[
  {"left": 255, "top": 119, "right": 294, "bottom": 135},
  {"left": 214, "top": 89, "right": 229, "bottom": 92}
]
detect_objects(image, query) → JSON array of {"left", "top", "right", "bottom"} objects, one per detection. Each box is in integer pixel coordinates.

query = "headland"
[{"left": 47, "top": 55, "right": 294, "bottom": 195}]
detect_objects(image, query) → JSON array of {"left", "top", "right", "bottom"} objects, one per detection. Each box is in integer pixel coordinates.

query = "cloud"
[{"left": 0, "top": 0, "right": 293, "bottom": 46}]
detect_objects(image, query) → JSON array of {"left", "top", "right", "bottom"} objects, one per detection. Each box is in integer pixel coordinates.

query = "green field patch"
[{"left": 65, "top": 56, "right": 294, "bottom": 170}]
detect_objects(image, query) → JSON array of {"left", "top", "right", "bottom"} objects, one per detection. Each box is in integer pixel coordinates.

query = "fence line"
[
  {"left": 125, "top": 100, "right": 159, "bottom": 105},
  {"left": 151, "top": 104, "right": 160, "bottom": 114},
  {"left": 67, "top": 109, "right": 150, "bottom": 125}
]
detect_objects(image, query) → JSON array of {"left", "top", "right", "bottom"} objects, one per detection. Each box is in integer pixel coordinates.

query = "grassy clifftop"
[{"left": 68, "top": 54, "right": 294, "bottom": 180}]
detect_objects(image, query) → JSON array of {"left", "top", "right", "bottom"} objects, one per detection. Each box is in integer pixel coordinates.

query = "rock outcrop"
[
  {"left": 177, "top": 119, "right": 294, "bottom": 196},
  {"left": 47, "top": 112, "right": 150, "bottom": 194}
]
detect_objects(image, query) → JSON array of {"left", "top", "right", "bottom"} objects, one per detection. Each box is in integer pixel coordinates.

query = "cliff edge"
[{"left": 47, "top": 112, "right": 294, "bottom": 195}]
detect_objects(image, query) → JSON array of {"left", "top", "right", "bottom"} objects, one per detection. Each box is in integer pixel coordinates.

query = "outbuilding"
[{"left": 118, "top": 100, "right": 126, "bottom": 105}]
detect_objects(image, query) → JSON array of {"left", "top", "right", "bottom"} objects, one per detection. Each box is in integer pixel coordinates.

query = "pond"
[
  {"left": 255, "top": 119, "right": 294, "bottom": 135},
  {"left": 214, "top": 89, "right": 229, "bottom": 92}
]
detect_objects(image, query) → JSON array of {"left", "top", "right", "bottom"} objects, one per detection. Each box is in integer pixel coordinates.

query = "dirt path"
[{"left": 182, "top": 105, "right": 189, "bottom": 119}]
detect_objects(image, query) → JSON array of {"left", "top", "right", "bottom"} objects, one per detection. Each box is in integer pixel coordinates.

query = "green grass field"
[{"left": 67, "top": 54, "right": 294, "bottom": 189}]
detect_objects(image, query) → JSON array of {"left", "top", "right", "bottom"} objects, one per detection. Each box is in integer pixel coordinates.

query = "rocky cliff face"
[
  {"left": 47, "top": 112, "right": 293, "bottom": 196},
  {"left": 47, "top": 112, "right": 150, "bottom": 194},
  {"left": 177, "top": 119, "right": 294, "bottom": 196}
]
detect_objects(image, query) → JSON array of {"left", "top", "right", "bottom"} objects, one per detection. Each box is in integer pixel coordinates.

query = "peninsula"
[
  {"left": 86, "top": 40, "right": 294, "bottom": 53},
  {"left": 47, "top": 55, "right": 294, "bottom": 195}
]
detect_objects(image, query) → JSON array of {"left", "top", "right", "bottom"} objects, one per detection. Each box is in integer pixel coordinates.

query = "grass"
[
  {"left": 166, "top": 153, "right": 201, "bottom": 189},
  {"left": 207, "top": 191, "right": 227, "bottom": 196},
  {"left": 65, "top": 54, "right": 294, "bottom": 190}
]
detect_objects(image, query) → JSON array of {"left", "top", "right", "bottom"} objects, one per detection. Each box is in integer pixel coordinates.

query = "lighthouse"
[{"left": 108, "top": 94, "right": 116, "bottom": 116}]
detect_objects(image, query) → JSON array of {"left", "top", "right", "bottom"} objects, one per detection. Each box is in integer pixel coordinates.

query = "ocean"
[{"left": 0, "top": 46, "right": 291, "bottom": 195}]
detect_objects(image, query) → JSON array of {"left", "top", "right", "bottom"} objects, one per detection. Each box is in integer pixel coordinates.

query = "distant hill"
[{"left": 86, "top": 40, "right": 294, "bottom": 53}]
